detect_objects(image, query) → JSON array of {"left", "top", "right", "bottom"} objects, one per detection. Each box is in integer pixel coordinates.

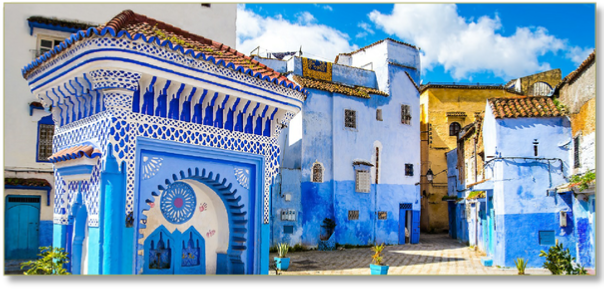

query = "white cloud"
[
  {"left": 314, "top": 4, "right": 333, "bottom": 11},
  {"left": 369, "top": 4, "right": 586, "bottom": 80},
  {"left": 356, "top": 22, "right": 375, "bottom": 38},
  {"left": 566, "top": 46, "right": 594, "bottom": 66},
  {"left": 236, "top": 6, "right": 357, "bottom": 62}
]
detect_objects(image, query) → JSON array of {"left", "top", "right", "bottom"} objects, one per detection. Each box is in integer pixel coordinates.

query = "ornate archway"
[{"left": 139, "top": 167, "right": 249, "bottom": 274}]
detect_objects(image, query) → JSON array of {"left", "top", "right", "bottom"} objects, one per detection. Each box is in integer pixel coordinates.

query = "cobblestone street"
[{"left": 270, "top": 234, "right": 551, "bottom": 275}]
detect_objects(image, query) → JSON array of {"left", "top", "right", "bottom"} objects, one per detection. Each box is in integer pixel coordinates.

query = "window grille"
[
  {"left": 348, "top": 210, "right": 359, "bottom": 220},
  {"left": 574, "top": 136, "right": 580, "bottom": 168},
  {"left": 8, "top": 197, "right": 40, "bottom": 203},
  {"left": 376, "top": 109, "right": 383, "bottom": 121},
  {"left": 355, "top": 170, "right": 370, "bottom": 193},
  {"left": 281, "top": 209, "right": 296, "bottom": 221},
  {"left": 449, "top": 122, "right": 461, "bottom": 136},
  {"left": 37, "top": 123, "right": 54, "bottom": 161},
  {"left": 345, "top": 109, "right": 356, "bottom": 129},
  {"left": 378, "top": 211, "right": 387, "bottom": 220},
  {"left": 401, "top": 105, "right": 411, "bottom": 125},
  {"left": 312, "top": 163, "right": 323, "bottom": 183},
  {"left": 405, "top": 164, "right": 413, "bottom": 176},
  {"left": 399, "top": 203, "right": 412, "bottom": 210}
]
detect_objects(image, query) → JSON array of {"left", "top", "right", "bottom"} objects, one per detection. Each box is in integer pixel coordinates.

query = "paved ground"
[{"left": 270, "top": 233, "right": 551, "bottom": 275}]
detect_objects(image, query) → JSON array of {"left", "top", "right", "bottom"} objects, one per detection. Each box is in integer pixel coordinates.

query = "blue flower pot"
[
  {"left": 274, "top": 257, "right": 290, "bottom": 271},
  {"left": 370, "top": 264, "right": 389, "bottom": 275}
]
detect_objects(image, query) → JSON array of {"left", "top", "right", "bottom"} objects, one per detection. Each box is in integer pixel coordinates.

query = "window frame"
[
  {"left": 401, "top": 104, "right": 412, "bottom": 125},
  {"left": 36, "top": 35, "right": 64, "bottom": 58},
  {"left": 405, "top": 164, "right": 414, "bottom": 177},
  {"left": 344, "top": 109, "right": 357, "bottom": 129},
  {"left": 311, "top": 161, "right": 324, "bottom": 183},
  {"left": 36, "top": 115, "right": 54, "bottom": 162},
  {"left": 449, "top": 122, "right": 461, "bottom": 137},
  {"left": 355, "top": 169, "right": 370, "bottom": 193}
]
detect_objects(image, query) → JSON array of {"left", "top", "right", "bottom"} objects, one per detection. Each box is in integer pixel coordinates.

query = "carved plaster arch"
[{"left": 139, "top": 167, "right": 248, "bottom": 274}]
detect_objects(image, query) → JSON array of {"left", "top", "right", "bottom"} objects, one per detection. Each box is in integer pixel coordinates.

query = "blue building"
[
  {"left": 476, "top": 96, "right": 573, "bottom": 268},
  {"left": 256, "top": 39, "right": 422, "bottom": 248},
  {"left": 21, "top": 10, "right": 305, "bottom": 274}
]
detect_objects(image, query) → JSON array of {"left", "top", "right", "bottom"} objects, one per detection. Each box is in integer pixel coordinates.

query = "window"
[
  {"left": 281, "top": 209, "right": 296, "bottom": 221},
  {"left": 283, "top": 225, "right": 294, "bottom": 234},
  {"left": 345, "top": 109, "right": 356, "bottom": 129},
  {"left": 312, "top": 162, "right": 323, "bottom": 183},
  {"left": 376, "top": 109, "right": 383, "bottom": 121},
  {"left": 37, "top": 115, "right": 54, "bottom": 162},
  {"left": 574, "top": 136, "right": 581, "bottom": 168},
  {"left": 201, "top": 3, "right": 211, "bottom": 8},
  {"left": 378, "top": 211, "right": 387, "bottom": 220},
  {"left": 37, "top": 37, "right": 63, "bottom": 57},
  {"left": 405, "top": 164, "right": 413, "bottom": 176},
  {"left": 401, "top": 105, "right": 411, "bottom": 125},
  {"left": 355, "top": 170, "right": 370, "bottom": 193},
  {"left": 449, "top": 122, "right": 461, "bottom": 136},
  {"left": 348, "top": 210, "right": 359, "bottom": 220},
  {"left": 533, "top": 140, "right": 539, "bottom": 156}
]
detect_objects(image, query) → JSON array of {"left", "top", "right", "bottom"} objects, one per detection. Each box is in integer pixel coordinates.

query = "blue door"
[
  {"left": 411, "top": 211, "right": 420, "bottom": 244},
  {"left": 5, "top": 196, "right": 41, "bottom": 260}
]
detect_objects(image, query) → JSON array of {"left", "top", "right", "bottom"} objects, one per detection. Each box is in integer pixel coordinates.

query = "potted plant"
[
  {"left": 274, "top": 243, "right": 290, "bottom": 271},
  {"left": 369, "top": 243, "right": 389, "bottom": 275},
  {"left": 320, "top": 218, "right": 336, "bottom": 241},
  {"left": 514, "top": 258, "right": 528, "bottom": 275}
]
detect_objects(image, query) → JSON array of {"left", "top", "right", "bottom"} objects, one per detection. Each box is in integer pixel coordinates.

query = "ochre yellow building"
[{"left": 419, "top": 84, "right": 523, "bottom": 232}]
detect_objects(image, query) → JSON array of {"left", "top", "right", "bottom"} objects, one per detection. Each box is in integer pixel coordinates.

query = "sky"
[{"left": 236, "top": 3, "right": 595, "bottom": 85}]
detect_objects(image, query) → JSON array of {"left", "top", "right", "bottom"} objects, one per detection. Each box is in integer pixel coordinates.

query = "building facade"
[
  {"left": 555, "top": 50, "right": 596, "bottom": 270},
  {"left": 4, "top": 3, "right": 236, "bottom": 268},
  {"left": 478, "top": 96, "right": 572, "bottom": 268},
  {"left": 418, "top": 84, "right": 522, "bottom": 232},
  {"left": 20, "top": 10, "right": 302, "bottom": 275},
  {"left": 256, "top": 39, "right": 422, "bottom": 248}
]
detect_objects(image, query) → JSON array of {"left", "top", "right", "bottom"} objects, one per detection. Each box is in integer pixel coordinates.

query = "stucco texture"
[{"left": 419, "top": 87, "right": 519, "bottom": 232}]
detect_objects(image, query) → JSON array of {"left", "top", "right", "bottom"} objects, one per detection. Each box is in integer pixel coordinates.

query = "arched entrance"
[{"left": 140, "top": 168, "right": 250, "bottom": 275}]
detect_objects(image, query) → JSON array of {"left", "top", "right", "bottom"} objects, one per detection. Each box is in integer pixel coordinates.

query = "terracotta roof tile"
[
  {"left": 293, "top": 75, "right": 388, "bottom": 99},
  {"left": 27, "top": 16, "right": 96, "bottom": 31},
  {"left": 489, "top": 96, "right": 563, "bottom": 119},
  {"left": 4, "top": 178, "right": 51, "bottom": 188},
  {"left": 48, "top": 145, "right": 101, "bottom": 163},
  {"left": 561, "top": 50, "right": 596, "bottom": 86},
  {"left": 23, "top": 10, "right": 302, "bottom": 92}
]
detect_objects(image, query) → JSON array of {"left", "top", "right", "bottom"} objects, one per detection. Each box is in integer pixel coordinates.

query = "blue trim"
[
  {"left": 28, "top": 20, "right": 83, "bottom": 35},
  {"left": 29, "top": 53, "right": 303, "bottom": 111},
  {"left": 133, "top": 137, "right": 266, "bottom": 274},
  {"left": 4, "top": 185, "right": 52, "bottom": 206},
  {"left": 56, "top": 164, "right": 95, "bottom": 176}
]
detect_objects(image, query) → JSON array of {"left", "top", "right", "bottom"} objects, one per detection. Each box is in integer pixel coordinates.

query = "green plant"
[
  {"left": 277, "top": 243, "right": 289, "bottom": 258},
  {"left": 539, "top": 240, "right": 587, "bottom": 275},
  {"left": 514, "top": 258, "right": 528, "bottom": 275},
  {"left": 569, "top": 170, "right": 596, "bottom": 192},
  {"left": 553, "top": 98, "right": 568, "bottom": 113},
  {"left": 20, "top": 246, "right": 70, "bottom": 275},
  {"left": 371, "top": 243, "right": 386, "bottom": 266}
]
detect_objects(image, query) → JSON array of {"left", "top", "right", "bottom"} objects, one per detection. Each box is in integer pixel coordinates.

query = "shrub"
[
  {"left": 514, "top": 258, "right": 528, "bottom": 275},
  {"left": 21, "top": 246, "right": 70, "bottom": 275},
  {"left": 539, "top": 240, "right": 587, "bottom": 275}
]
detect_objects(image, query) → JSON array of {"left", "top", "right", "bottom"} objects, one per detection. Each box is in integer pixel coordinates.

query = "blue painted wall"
[
  {"left": 483, "top": 103, "right": 574, "bottom": 268},
  {"left": 572, "top": 194, "right": 595, "bottom": 268},
  {"left": 276, "top": 40, "right": 421, "bottom": 247},
  {"left": 39, "top": 220, "right": 53, "bottom": 248}
]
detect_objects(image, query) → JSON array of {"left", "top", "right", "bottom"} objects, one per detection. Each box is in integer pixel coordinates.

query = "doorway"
[{"left": 5, "top": 196, "right": 41, "bottom": 260}]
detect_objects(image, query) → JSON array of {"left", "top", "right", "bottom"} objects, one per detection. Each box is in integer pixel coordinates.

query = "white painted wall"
[{"left": 2, "top": 3, "right": 236, "bottom": 199}]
